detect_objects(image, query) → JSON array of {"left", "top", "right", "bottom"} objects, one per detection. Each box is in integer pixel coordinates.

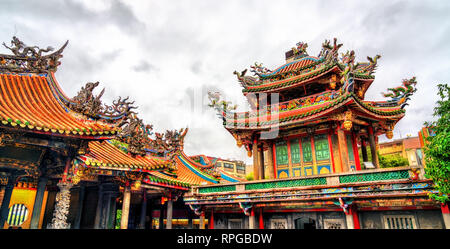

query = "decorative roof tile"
[
  {"left": 78, "top": 140, "right": 171, "bottom": 171},
  {"left": 0, "top": 73, "right": 117, "bottom": 137}
]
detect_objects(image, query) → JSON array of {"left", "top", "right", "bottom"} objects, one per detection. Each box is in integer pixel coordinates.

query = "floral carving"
[{"left": 49, "top": 182, "right": 73, "bottom": 229}]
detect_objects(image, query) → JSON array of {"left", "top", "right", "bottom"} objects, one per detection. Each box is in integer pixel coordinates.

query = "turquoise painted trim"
[
  {"left": 199, "top": 156, "right": 208, "bottom": 165},
  {"left": 220, "top": 172, "right": 240, "bottom": 183},
  {"left": 177, "top": 155, "right": 219, "bottom": 183}
]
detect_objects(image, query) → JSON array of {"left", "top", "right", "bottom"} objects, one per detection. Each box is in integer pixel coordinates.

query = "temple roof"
[
  {"left": 143, "top": 171, "right": 191, "bottom": 190},
  {"left": 234, "top": 38, "right": 379, "bottom": 94},
  {"left": 0, "top": 37, "right": 131, "bottom": 139},
  {"left": 78, "top": 140, "right": 171, "bottom": 171},
  {"left": 221, "top": 92, "right": 405, "bottom": 131},
  {"left": 75, "top": 139, "right": 229, "bottom": 189},
  {"left": 209, "top": 39, "right": 417, "bottom": 149},
  {"left": 0, "top": 72, "right": 118, "bottom": 138},
  {"left": 174, "top": 151, "right": 221, "bottom": 185}
]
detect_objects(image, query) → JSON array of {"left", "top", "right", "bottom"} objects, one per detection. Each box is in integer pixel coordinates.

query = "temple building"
[
  {"left": 0, "top": 36, "right": 448, "bottom": 230},
  {"left": 0, "top": 37, "right": 228, "bottom": 229},
  {"left": 187, "top": 39, "right": 450, "bottom": 229}
]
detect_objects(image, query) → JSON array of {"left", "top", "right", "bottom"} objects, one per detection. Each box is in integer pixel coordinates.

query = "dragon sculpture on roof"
[
  {"left": 1, "top": 36, "right": 68, "bottom": 73},
  {"left": 382, "top": 77, "right": 417, "bottom": 109},
  {"left": 69, "top": 81, "right": 137, "bottom": 122}
]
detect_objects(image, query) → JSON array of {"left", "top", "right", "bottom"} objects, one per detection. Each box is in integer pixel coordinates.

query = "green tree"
[
  {"left": 115, "top": 209, "right": 122, "bottom": 229},
  {"left": 378, "top": 152, "right": 409, "bottom": 168},
  {"left": 423, "top": 84, "right": 450, "bottom": 203}
]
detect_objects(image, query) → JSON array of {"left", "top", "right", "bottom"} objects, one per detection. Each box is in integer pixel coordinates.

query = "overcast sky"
[{"left": 1, "top": 0, "right": 449, "bottom": 164}]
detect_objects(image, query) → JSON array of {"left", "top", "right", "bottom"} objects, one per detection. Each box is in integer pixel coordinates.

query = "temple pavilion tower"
[{"left": 209, "top": 38, "right": 417, "bottom": 180}]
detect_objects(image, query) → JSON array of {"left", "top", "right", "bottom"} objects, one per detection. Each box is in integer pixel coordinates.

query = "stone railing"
[{"left": 191, "top": 166, "right": 425, "bottom": 195}]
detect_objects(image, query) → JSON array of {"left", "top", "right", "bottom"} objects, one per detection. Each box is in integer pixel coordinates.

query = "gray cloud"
[{"left": 132, "top": 60, "right": 156, "bottom": 72}]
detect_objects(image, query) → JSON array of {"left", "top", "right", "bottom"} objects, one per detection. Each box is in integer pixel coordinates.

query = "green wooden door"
[
  {"left": 314, "top": 134, "right": 330, "bottom": 161},
  {"left": 301, "top": 137, "right": 313, "bottom": 163},
  {"left": 276, "top": 141, "right": 289, "bottom": 166}
]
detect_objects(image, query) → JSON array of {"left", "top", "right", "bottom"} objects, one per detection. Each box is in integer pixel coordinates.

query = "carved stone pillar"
[{"left": 49, "top": 182, "right": 73, "bottom": 229}]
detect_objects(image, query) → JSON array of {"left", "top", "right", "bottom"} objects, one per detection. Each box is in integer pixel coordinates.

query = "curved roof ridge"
[
  {"left": 259, "top": 56, "right": 322, "bottom": 77},
  {"left": 216, "top": 168, "right": 244, "bottom": 183},
  {"left": 176, "top": 151, "right": 219, "bottom": 184}
]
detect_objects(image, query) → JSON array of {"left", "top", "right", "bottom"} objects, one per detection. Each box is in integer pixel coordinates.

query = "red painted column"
[
  {"left": 441, "top": 203, "right": 450, "bottom": 229},
  {"left": 344, "top": 205, "right": 360, "bottom": 229},
  {"left": 259, "top": 208, "right": 264, "bottom": 229},
  {"left": 328, "top": 132, "right": 336, "bottom": 173},
  {"left": 349, "top": 206, "right": 361, "bottom": 229},
  {"left": 61, "top": 158, "right": 71, "bottom": 183},
  {"left": 209, "top": 209, "right": 214, "bottom": 229},
  {"left": 253, "top": 137, "right": 260, "bottom": 180},
  {"left": 272, "top": 142, "right": 277, "bottom": 178},
  {"left": 352, "top": 133, "right": 361, "bottom": 171}
]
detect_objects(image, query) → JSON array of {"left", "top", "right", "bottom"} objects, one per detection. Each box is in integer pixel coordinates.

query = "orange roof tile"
[
  {"left": 0, "top": 73, "right": 117, "bottom": 137},
  {"left": 78, "top": 140, "right": 171, "bottom": 171},
  {"left": 174, "top": 151, "right": 220, "bottom": 185}
]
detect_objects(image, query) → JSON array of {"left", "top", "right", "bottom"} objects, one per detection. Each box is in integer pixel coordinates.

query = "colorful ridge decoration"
[
  {"left": 175, "top": 151, "right": 220, "bottom": 185},
  {"left": 77, "top": 140, "right": 171, "bottom": 171}
]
